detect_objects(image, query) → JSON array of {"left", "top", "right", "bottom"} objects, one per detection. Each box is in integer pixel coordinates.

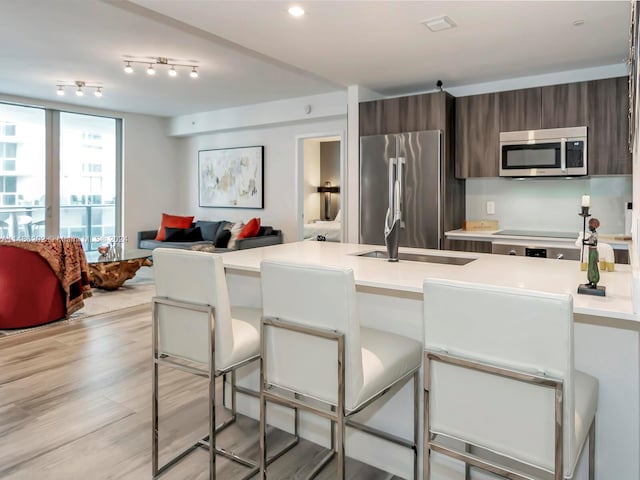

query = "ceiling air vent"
[{"left": 422, "top": 16, "right": 457, "bottom": 32}]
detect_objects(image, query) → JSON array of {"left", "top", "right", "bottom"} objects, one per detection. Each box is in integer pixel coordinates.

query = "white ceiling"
[{"left": 0, "top": 0, "right": 631, "bottom": 117}]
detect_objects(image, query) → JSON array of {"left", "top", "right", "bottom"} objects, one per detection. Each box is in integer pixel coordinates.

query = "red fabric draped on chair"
[{"left": 0, "top": 238, "right": 92, "bottom": 329}]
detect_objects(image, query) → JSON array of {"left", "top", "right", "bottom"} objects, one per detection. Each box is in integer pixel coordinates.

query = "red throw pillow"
[
  {"left": 155, "top": 213, "right": 195, "bottom": 241},
  {"left": 238, "top": 217, "right": 261, "bottom": 239}
]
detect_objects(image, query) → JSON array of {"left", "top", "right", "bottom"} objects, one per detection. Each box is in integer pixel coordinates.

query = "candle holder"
[
  {"left": 578, "top": 206, "right": 590, "bottom": 265},
  {"left": 577, "top": 207, "right": 606, "bottom": 297}
]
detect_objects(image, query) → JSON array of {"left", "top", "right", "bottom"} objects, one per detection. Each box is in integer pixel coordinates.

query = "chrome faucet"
[{"left": 384, "top": 157, "right": 404, "bottom": 262}]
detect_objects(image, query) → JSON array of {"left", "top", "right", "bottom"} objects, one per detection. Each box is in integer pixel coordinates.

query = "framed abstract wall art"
[{"left": 198, "top": 146, "right": 264, "bottom": 208}]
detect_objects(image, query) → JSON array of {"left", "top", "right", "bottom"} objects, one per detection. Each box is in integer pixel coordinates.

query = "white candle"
[{"left": 581, "top": 195, "right": 590, "bottom": 207}]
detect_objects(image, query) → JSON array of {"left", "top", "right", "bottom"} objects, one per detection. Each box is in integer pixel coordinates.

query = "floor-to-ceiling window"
[
  {"left": 0, "top": 104, "right": 46, "bottom": 240},
  {"left": 0, "top": 103, "right": 121, "bottom": 251},
  {"left": 59, "top": 112, "right": 118, "bottom": 251}
]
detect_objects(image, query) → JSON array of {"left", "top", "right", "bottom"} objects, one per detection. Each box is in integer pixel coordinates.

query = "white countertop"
[
  {"left": 445, "top": 229, "right": 631, "bottom": 249},
  {"left": 222, "top": 241, "right": 636, "bottom": 322}
]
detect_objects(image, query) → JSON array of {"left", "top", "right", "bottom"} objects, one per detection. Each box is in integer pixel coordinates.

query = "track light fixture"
[
  {"left": 55, "top": 81, "right": 104, "bottom": 98},
  {"left": 123, "top": 56, "right": 200, "bottom": 78}
]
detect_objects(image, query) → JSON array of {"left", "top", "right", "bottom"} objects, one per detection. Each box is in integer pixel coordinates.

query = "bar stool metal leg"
[
  {"left": 209, "top": 350, "right": 216, "bottom": 480},
  {"left": 152, "top": 301, "right": 160, "bottom": 477},
  {"left": 414, "top": 370, "right": 419, "bottom": 480},
  {"left": 259, "top": 368, "right": 267, "bottom": 479},
  {"left": 337, "top": 336, "right": 346, "bottom": 480},
  {"left": 589, "top": 418, "right": 596, "bottom": 480},
  {"left": 424, "top": 352, "right": 431, "bottom": 480}
]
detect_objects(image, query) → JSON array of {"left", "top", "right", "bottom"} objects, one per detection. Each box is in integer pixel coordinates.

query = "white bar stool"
[
  {"left": 423, "top": 278, "right": 598, "bottom": 480},
  {"left": 151, "top": 248, "right": 297, "bottom": 480},
  {"left": 259, "top": 259, "right": 422, "bottom": 479}
]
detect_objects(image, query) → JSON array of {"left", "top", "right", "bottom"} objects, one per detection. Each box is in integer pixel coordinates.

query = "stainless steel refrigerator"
[{"left": 360, "top": 130, "right": 442, "bottom": 249}]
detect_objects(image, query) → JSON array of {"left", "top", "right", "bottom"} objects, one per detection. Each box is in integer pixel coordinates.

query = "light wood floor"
[{"left": 0, "top": 304, "right": 401, "bottom": 479}]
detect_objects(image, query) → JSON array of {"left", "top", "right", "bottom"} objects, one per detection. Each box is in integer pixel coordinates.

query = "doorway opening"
[{"left": 296, "top": 133, "right": 344, "bottom": 242}]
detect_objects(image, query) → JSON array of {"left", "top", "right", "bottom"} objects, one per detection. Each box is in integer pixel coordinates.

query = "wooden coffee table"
[{"left": 86, "top": 248, "right": 153, "bottom": 290}]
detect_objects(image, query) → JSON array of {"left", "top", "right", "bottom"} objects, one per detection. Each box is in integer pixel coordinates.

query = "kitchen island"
[{"left": 222, "top": 241, "right": 639, "bottom": 479}]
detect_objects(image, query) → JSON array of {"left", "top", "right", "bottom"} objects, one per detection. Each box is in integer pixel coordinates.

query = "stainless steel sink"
[{"left": 356, "top": 250, "right": 477, "bottom": 266}]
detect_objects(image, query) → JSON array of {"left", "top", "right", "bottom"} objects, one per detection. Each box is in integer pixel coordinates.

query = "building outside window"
[
  {"left": 0, "top": 176, "right": 17, "bottom": 206},
  {"left": 0, "top": 122, "right": 16, "bottom": 137},
  {"left": 0, "top": 142, "right": 17, "bottom": 172}
]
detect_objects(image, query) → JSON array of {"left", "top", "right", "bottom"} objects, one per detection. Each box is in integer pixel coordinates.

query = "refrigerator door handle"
[
  {"left": 397, "top": 157, "right": 405, "bottom": 227},
  {"left": 386, "top": 158, "right": 396, "bottom": 232}
]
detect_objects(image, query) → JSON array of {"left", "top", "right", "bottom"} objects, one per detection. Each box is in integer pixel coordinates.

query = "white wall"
[
  {"left": 466, "top": 176, "right": 632, "bottom": 235},
  {"left": 303, "top": 139, "right": 321, "bottom": 223},
  {"left": 122, "top": 114, "right": 182, "bottom": 245},
  {"left": 169, "top": 91, "right": 347, "bottom": 136},
  {"left": 346, "top": 85, "right": 385, "bottom": 243},
  {"left": 178, "top": 117, "right": 347, "bottom": 242}
]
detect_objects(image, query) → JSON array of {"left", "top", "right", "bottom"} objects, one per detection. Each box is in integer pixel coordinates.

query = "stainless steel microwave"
[{"left": 499, "top": 126, "right": 587, "bottom": 177}]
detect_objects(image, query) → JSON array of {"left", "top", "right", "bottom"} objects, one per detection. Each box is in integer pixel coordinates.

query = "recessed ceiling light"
[
  {"left": 288, "top": 6, "right": 305, "bottom": 17},
  {"left": 573, "top": 19, "right": 585, "bottom": 27},
  {"left": 422, "top": 15, "right": 457, "bottom": 32}
]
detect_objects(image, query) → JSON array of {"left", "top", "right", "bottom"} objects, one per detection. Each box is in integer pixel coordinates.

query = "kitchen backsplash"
[{"left": 465, "top": 176, "right": 632, "bottom": 234}]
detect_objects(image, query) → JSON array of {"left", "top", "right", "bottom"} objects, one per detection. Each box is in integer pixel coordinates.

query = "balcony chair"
[
  {"left": 16, "top": 215, "right": 32, "bottom": 237},
  {"left": 423, "top": 278, "right": 598, "bottom": 480},
  {"left": 259, "top": 260, "right": 422, "bottom": 479},
  {"left": 151, "top": 248, "right": 298, "bottom": 480}
]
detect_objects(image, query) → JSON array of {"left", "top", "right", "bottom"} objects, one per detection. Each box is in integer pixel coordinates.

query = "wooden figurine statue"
[{"left": 586, "top": 218, "right": 600, "bottom": 288}]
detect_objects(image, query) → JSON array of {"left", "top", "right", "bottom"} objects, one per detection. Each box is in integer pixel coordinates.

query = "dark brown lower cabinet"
[{"left": 444, "top": 239, "right": 492, "bottom": 254}]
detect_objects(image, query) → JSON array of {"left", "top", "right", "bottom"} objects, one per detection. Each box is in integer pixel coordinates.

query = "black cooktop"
[{"left": 494, "top": 230, "right": 578, "bottom": 239}]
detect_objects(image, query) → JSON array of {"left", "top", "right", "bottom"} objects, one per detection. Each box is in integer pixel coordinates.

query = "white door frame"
[{"left": 294, "top": 130, "right": 346, "bottom": 242}]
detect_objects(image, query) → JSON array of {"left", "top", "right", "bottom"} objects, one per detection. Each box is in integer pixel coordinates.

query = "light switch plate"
[{"left": 486, "top": 201, "right": 495, "bottom": 215}]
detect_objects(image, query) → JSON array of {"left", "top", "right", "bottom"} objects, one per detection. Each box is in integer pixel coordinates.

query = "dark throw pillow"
[
  {"left": 214, "top": 228, "right": 231, "bottom": 248},
  {"left": 164, "top": 227, "right": 204, "bottom": 242},
  {"left": 195, "top": 220, "right": 223, "bottom": 241},
  {"left": 257, "top": 226, "right": 273, "bottom": 237}
]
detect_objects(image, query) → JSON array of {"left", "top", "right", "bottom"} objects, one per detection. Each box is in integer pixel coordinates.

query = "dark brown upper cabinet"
[
  {"left": 499, "top": 88, "right": 542, "bottom": 132},
  {"left": 541, "top": 81, "right": 589, "bottom": 129},
  {"left": 455, "top": 77, "right": 629, "bottom": 178},
  {"left": 359, "top": 97, "right": 401, "bottom": 136},
  {"left": 359, "top": 92, "right": 451, "bottom": 136},
  {"left": 588, "top": 77, "right": 631, "bottom": 175},
  {"left": 400, "top": 93, "right": 447, "bottom": 132},
  {"left": 455, "top": 93, "right": 500, "bottom": 178}
]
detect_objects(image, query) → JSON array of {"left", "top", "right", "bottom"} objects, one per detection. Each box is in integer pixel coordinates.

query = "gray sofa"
[{"left": 138, "top": 220, "right": 283, "bottom": 251}]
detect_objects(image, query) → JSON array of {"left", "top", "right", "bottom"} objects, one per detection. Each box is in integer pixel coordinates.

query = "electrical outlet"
[{"left": 486, "top": 201, "right": 495, "bottom": 215}]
